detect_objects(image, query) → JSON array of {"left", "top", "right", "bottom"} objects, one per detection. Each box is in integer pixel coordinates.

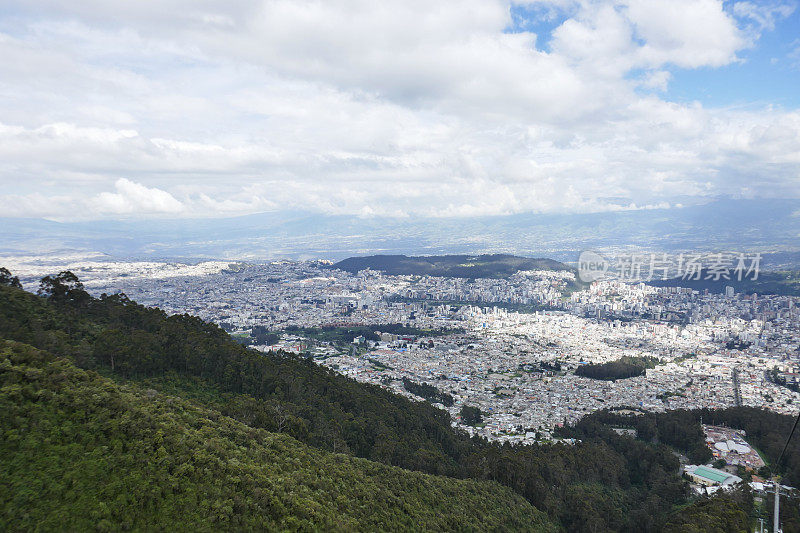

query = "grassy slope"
[{"left": 0, "top": 340, "right": 555, "bottom": 532}]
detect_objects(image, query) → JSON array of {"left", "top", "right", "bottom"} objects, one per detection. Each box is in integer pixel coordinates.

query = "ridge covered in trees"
[
  {"left": 331, "top": 254, "right": 575, "bottom": 279},
  {"left": 0, "top": 340, "right": 552, "bottom": 531}
]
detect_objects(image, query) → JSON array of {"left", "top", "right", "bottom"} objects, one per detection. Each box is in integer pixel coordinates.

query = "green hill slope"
[
  {"left": 0, "top": 340, "right": 554, "bottom": 531},
  {"left": 331, "top": 254, "right": 574, "bottom": 279}
]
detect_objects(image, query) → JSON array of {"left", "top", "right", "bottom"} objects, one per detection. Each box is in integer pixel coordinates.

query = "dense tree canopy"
[
  {"left": 662, "top": 488, "right": 753, "bottom": 533},
  {"left": 459, "top": 405, "right": 483, "bottom": 426},
  {"left": 574, "top": 356, "right": 660, "bottom": 381},
  {"left": 0, "top": 339, "right": 553, "bottom": 531},
  {"left": 403, "top": 377, "right": 454, "bottom": 406}
]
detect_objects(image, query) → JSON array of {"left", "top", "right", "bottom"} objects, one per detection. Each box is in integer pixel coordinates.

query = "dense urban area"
[{"left": 6, "top": 253, "right": 800, "bottom": 446}]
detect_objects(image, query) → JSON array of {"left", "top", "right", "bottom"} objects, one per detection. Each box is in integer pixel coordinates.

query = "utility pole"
[
  {"left": 772, "top": 405, "right": 800, "bottom": 533},
  {"left": 773, "top": 477, "right": 780, "bottom": 533}
]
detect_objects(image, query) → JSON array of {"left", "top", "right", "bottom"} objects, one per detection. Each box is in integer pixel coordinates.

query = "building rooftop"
[{"left": 693, "top": 465, "right": 735, "bottom": 484}]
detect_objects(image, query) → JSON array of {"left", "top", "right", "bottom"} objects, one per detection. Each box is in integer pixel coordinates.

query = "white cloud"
[
  {"left": 626, "top": 0, "right": 746, "bottom": 68},
  {"left": 93, "top": 178, "right": 185, "bottom": 215},
  {"left": 639, "top": 70, "right": 672, "bottom": 91},
  {"left": 733, "top": 1, "right": 796, "bottom": 33},
  {"left": 0, "top": 0, "right": 796, "bottom": 220}
]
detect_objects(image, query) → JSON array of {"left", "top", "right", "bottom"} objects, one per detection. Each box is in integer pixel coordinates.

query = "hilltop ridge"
[{"left": 331, "top": 253, "right": 573, "bottom": 279}]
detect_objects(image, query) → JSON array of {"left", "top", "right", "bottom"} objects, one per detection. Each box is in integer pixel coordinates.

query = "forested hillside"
[
  {"left": 562, "top": 408, "right": 800, "bottom": 532},
  {"left": 0, "top": 270, "right": 761, "bottom": 531},
  {"left": 331, "top": 254, "right": 573, "bottom": 279},
  {"left": 648, "top": 269, "right": 800, "bottom": 296},
  {"left": 566, "top": 407, "right": 800, "bottom": 487},
  {"left": 574, "top": 356, "right": 660, "bottom": 381},
  {"left": 0, "top": 339, "right": 552, "bottom": 531}
]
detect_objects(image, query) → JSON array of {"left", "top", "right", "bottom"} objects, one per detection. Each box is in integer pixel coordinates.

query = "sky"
[{"left": 0, "top": 0, "right": 798, "bottom": 220}]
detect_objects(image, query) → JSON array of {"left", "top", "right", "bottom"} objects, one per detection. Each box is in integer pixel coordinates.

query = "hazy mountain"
[{"left": 2, "top": 198, "right": 799, "bottom": 261}]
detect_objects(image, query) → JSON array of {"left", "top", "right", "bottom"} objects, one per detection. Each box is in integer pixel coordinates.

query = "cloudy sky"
[{"left": 0, "top": 0, "right": 798, "bottom": 220}]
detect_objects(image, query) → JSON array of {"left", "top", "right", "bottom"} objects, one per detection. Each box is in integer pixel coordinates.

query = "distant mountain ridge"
[
  {"left": 2, "top": 198, "right": 800, "bottom": 260},
  {"left": 648, "top": 269, "right": 800, "bottom": 296},
  {"left": 331, "top": 253, "right": 572, "bottom": 278}
]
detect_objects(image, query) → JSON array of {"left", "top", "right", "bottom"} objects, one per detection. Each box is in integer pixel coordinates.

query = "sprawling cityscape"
[{"left": 7, "top": 253, "right": 799, "bottom": 446}]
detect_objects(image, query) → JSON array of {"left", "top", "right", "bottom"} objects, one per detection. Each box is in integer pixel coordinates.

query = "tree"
[
  {"left": 460, "top": 405, "right": 483, "bottom": 426},
  {"left": 37, "top": 271, "right": 90, "bottom": 306},
  {"left": 0, "top": 267, "right": 21, "bottom": 288}
]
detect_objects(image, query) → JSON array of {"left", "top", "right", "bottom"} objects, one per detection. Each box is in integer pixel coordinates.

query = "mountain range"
[{"left": 2, "top": 199, "right": 799, "bottom": 262}]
